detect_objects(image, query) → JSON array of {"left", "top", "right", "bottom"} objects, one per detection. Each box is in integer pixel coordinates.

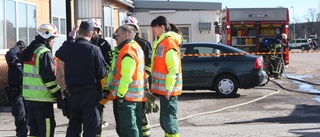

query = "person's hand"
[
  {"left": 69, "top": 25, "right": 78, "bottom": 39},
  {"left": 166, "top": 90, "right": 172, "bottom": 100}
]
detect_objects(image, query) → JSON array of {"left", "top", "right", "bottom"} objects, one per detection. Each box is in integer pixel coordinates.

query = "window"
[
  {"left": 18, "top": 3, "right": 27, "bottom": 45},
  {"left": 183, "top": 45, "right": 224, "bottom": 60},
  {"left": 178, "top": 26, "right": 190, "bottom": 43},
  {"left": 6, "top": 0, "right": 16, "bottom": 49},
  {"left": 27, "top": 4, "right": 36, "bottom": 45},
  {"left": 118, "top": 12, "right": 126, "bottom": 26},
  {"left": 140, "top": 28, "right": 150, "bottom": 41},
  {"left": 0, "top": 1, "right": 5, "bottom": 50},
  {"left": 52, "top": 17, "right": 66, "bottom": 35},
  {"left": 103, "top": 6, "right": 114, "bottom": 38},
  {"left": 0, "top": 1, "right": 36, "bottom": 50}
]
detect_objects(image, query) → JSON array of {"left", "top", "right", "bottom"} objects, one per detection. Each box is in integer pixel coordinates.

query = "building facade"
[
  {"left": 0, "top": 0, "right": 133, "bottom": 59},
  {"left": 131, "top": 1, "right": 221, "bottom": 44}
]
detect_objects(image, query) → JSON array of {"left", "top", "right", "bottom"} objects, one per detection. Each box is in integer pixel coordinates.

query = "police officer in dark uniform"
[
  {"left": 87, "top": 18, "right": 112, "bottom": 66},
  {"left": 5, "top": 40, "right": 28, "bottom": 137},
  {"left": 55, "top": 21, "right": 107, "bottom": 137},
  {"left": 86, "top": 18, "right": 112, "bottom": 136}
]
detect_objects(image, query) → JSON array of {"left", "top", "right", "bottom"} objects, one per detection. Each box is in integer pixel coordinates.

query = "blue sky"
[{"left": 137, "top": 0, "right": 320, "bottom": 23}]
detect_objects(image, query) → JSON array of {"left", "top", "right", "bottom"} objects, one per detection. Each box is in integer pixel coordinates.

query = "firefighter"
[
  {"left": 150, "top": 16, "right": 183, "bottom": 137},
  {"left": 55, "top": 21, "right": 107, "bottom": 137},
  {"left": 5, "top": 40, "right": 28, "bottom": 137},
  {"left": 109, "top": 24, "right": 146, "bottom": 137},
  {"left": 87, "top": 18, "right": 112, "bottom": 137},
  {"left": 120, "top": 16, "right": 153, "bottom": 137},
  {"left": 87, "top": 18, "right": 112, "bottom": 66},
  {"left": 269, "top": 33, "right": 287, "bottom": 79},
  {"left": 18, "top": 23, "right": 62, "bottom": 137}
]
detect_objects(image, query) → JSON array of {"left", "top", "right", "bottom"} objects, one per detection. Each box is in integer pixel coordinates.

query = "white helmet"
[
  {"left": 281, "top": 33, "right": 287, "bottom": 40},
  {"left": 87, "top": 18, "right": 101, "bottom": 30},
  {"left": 121, "top": 16, "right": 139, "bottom": 30},
  {"left": 36, "top": 23, "right": 59, "bottom": 39}
]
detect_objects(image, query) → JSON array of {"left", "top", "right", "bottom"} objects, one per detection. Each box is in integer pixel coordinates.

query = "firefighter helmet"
[
  {"left": 36, "top": 23, "right": 59, "bottom": 39},
  {"left": 281, "top": 33, "right": 287, "bottom": 40},
  {"left": 121, "top": 16, "right": 139, "bottom": 30},
  {"left": 87, "top": 18, "right": 101, "bottom": 30}
]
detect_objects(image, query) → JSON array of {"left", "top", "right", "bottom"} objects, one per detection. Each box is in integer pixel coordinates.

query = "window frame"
[{"left": 0, "top": 0, "right": 37, "bottom": 53}]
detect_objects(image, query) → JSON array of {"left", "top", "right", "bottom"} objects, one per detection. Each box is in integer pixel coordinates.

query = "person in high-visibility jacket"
[
  {"left": 109, "top": 24, "right": 146, "bottom": 137},
  {"left": 19, "top": 23, "right": 62, "bottom": 137},
  {"left": 120, "top": 16, "right": 153, "bottom": 137},
  {"left": 150, "top": 16, "right": 183, "bottom": 137}
]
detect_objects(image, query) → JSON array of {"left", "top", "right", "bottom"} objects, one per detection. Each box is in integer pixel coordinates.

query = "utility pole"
[{"left": 291, "top": 6, "right": 295, "bottom": 39}]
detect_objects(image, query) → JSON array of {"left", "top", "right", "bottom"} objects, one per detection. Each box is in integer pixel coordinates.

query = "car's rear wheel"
[
  {"left": 214, "top": 74, "right": 238, "bottom": 98},
  {"left": 301, "top": 46, "right": 306, "bottom": 51}
]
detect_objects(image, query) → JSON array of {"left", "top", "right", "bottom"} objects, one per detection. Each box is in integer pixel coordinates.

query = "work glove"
[{"left": 144, "top": 92, "right": 159, "bottom": 114}]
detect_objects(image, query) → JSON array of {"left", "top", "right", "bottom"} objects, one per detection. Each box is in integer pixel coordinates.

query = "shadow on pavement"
[{"left": 225, "top": 104, "right": 320, "bottom": 136}]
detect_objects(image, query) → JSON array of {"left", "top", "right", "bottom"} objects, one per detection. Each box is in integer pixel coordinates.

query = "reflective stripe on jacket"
[
  {"left": 22, "top": 46, "right": 57, "bottom": 102},
  {"left": 270, "top": 43, "right": 283, "bottom": 59},
  {"left": 151, "top": 34, "right": 182, "bottom": 96},
  {"left": 110, "top": 41, "right": 146, "bottom": 102}
]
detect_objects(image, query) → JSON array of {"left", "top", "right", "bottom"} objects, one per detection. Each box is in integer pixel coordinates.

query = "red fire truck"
[{"left": 215, "top": 7, "right": 290, "bottom": 66}]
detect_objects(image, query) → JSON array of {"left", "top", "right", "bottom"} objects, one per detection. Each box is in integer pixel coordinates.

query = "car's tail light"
[{"left": 255, "top": 57, "right": 263, "bottom": 69}]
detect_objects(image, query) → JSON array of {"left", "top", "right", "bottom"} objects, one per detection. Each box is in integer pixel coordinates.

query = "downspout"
[
  {"left": 49, "top": 0, "right": 52, "bottom": 23},
  {"left": 66, "top": 0, "right": 72, "bottom": 38},
  {"left": 74, "top": 0, "right": 79, "bottom": 26}
]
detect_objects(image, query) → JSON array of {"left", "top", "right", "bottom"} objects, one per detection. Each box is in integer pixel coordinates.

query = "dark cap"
[
  {"left": 16, "top": 40, "right": 26, "bottom": 48},
  {"left": 79, "top": 21, "right": 94, "bottom": 31}
]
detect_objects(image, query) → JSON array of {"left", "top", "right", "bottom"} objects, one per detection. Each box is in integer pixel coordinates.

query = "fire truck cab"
[{"left": 215, "top": 7, "right": 290, "bottom": 66}]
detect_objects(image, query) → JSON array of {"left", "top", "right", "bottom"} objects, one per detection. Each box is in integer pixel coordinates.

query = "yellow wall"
[{"left": 27, "top": 0, "right": 50, "bottom": 24}]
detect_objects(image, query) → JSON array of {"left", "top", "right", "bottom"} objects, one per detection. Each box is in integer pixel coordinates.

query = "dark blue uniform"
[
  {"left": 5, "top": 42, "right": 28, "bottom": 137},
  {"left": 91, "top": 35, "right": 112, "bottom": 67},
  {"left": 55, "top": 37, "right": 107, "bottom": 137},
  {"left": 91, "top": 34, "right": 112, "bottom": 136}
]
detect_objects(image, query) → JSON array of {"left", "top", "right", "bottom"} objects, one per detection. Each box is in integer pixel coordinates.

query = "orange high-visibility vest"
[
  {"left": 151, "top": 36, "right": 182, "bottom": 96},
  {"left": 109, "top": 41, "right": 146, "bottom": 102}
]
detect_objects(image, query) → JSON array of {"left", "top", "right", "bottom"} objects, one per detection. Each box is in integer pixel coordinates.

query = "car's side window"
[
  {"left": 182, "top": 46, "right": 198, "bottom": 60},
  {"left": 180, "top": 47, "right": 186, "bottom": 59},
  {"left": 194, "top": 46, "right": 224, "bottom": 58}
]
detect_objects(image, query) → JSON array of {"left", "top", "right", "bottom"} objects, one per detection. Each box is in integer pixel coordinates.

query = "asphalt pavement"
[{"left": 1, "top": 78, "right": 320, "bottom": 137}]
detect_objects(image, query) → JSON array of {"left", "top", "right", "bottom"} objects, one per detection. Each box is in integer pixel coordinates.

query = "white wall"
[{"left": 133, "top": 10, "right": 220, "bottom": 43}]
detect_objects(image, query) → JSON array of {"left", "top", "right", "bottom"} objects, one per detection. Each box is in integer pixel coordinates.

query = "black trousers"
[
  {"left": 96, "top": 103, "right": 104, "bottom": 136},
  {"left": 26, "top": 102, "right": 55, "bottom": 137},
  {"left": 66, "top": 90, "right": 100, "bottom": 137},
  {"left": 10, "top": 95, "right": 28, "bottom": 137}
]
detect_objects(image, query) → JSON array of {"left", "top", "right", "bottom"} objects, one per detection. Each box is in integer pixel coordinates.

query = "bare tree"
[{"left": 304, "top": 8, "right": 317, "bottom": 22}]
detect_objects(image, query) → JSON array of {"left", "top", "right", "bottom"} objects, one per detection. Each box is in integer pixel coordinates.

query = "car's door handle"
[{"left": 213, "top": 63, "right": 220, "bottom": 66}]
